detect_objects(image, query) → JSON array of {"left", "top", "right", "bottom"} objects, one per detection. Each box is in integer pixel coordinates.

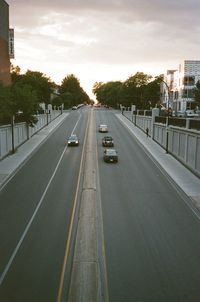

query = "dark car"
[
  {"left": 67, "top": 134, "right": 79, "bottom": 146},
  {"left": 103, "top": 149, "right": 118, "bottom": 163},
  {"left": 102, "top": 136, "right": 114, "bottom": 147}
]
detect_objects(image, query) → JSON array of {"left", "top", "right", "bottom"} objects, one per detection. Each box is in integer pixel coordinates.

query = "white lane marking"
[
  {"left": 71, "top": 111, "right": 81, "bottom": 135},
  {"left": 0, "top": 114, "right": 69, "bottom": 193},
  {"left": 0, "top": 114, "right": 82, "bottom": 286}
]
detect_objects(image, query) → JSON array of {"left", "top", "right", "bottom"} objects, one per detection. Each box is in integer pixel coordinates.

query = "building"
[
  {"left": 161, "top": 60, "right": 200, "bottom": 114},
  {"left": 0, "top": 0, "right": 11, "bottom": 85}
]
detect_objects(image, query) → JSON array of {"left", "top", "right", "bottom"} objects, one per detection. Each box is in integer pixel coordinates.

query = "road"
[
  {"left": 95, "top": 108, "right": 200, "bottom": 302},
  {"left": 0, "top": 108, "right": 89, "bottom": 302},
  {"left": 1, "top": 107, "right": 200, "bottom": 302}
]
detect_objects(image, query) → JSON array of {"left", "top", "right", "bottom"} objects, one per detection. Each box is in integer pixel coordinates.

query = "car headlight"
[{"left": 75, "top": 141, "right": 78, "bottom": 143}]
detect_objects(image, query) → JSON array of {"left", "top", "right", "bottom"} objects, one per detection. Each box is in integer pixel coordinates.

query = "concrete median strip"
[{"left": 68, "top": 109, "right": 107, "bottom": 302}]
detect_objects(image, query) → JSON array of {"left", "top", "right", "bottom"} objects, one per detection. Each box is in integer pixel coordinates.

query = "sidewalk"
[
  {"left": 116, "top": 114, "right": 200, "bottom": 210},
  {"left": 0, "top": 113, "right": 69, "bottom": 189}
]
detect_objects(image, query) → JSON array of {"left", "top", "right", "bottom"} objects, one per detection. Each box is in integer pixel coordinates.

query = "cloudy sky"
[{"left": 7, "top": 0, "right": 200, "bottom": 99}]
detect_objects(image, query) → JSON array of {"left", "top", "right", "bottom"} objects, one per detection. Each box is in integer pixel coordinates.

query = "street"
[
  {"left": 0, "top": 108, "right": 89, "bottom": 302},
  {"left": 0, "top": 107, "right": 200, "bottom": 302},
  {"left": 96, "top": 108, "right": 200, "bottom": 302}
]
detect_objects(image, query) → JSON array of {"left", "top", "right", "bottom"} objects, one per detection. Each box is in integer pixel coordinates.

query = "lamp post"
[
  {"left": 11, "top": 115, "right": 15, "bottom": 154},
  {"left": 161, "top": 80, "right": 170, "bottom": 153}
]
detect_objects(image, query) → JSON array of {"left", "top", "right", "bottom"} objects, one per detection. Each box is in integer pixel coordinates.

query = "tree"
[
  {"left": 60, "top": 74, "right": 90, "bottom": 108},
  {"left": 193, "top": 80, "right": 200, "bottom": 108},
  {"left": 92, "top": 72, "right": 161, "bottom": 109},
  {"left": 11, "top": 83, "right": 39, "bottom": 126},
  {"left": 0, "top": 80, "right": 39, "bottom": 126},
  {"left": 92, "top": 81, "right": 123, "bottom": 108},
  {"left": 123, "top": 72, "right": 152, "bottom": 108},
  {"left": 0, "top": 83, "right": 13, "bottom": 124},
  {"left": 142, "top": 76, "right": 162, "bottom": 108},
  {"left": 11, "top": 67, "right": 55, "bottom": 105}
]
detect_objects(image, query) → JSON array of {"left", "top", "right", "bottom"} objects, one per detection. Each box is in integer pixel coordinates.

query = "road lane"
[
  {"left": 0, "top": 107, "right": 89, "bottom": 301},
  {"left": 96, "top": 109, "right": 200, "bottom": 302}
]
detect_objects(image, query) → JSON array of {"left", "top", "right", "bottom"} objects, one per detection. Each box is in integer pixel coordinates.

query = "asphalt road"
[
  {"left": 0, "top": 108, "right": 89, "bottom": 302},
  {"left": 1, "top": 107, "right": 200, "bottom": 302},
  {"left": 95, "top": 108, "right": 200, "bottom": 302}
]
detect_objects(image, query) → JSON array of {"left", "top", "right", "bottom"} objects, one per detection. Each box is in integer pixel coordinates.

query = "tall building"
[
  {"left": 0, "top": 0, "right": 11, "bottom": 85},
  {"left": 161, "top": 60, "right": 200, "bottom": 114}
]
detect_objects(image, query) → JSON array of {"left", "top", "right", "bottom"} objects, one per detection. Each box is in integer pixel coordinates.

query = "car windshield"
[
  {"left": 69, "top": 135, "right": 77, "bottom": 140},
  {"left": 104, "top": 137, "right": 112, "bottom": 141},
  {"left": 106, "top": 149, "right": 117, "bottom": 155}
]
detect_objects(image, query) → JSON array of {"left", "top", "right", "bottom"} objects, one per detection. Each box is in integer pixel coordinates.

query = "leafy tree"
[
  {"left": 10, "top": 64, "right": 21, "bottom": 83},
  {"left": 60, "top": 74, "right": 90, "bottom": 108},
  {"left": 11, "top": 67, "right": 55, "bottom": 105},
  {"left": 142, "top": 76, "right": 162, "bottom": 109},
  {"left": 93, "top": 72, "right": 161, "bottom": 109},
  {"left": 0, "top": 83, "right": 13, "bottom": 123},
  {"left": 93, "top": 81, "right": 123, "bottom": 108},
  {"left": 193, "top": 80, "right": 200, "bottom": 108},
  {"left": 11, "top": 83, "right": 39, "bottom": 126},
  {"left": 0, "top": 78, "right": 40, "bottom": 126},
  {"left": 123, "top": 72, "right": 152, "bottom": 108}
]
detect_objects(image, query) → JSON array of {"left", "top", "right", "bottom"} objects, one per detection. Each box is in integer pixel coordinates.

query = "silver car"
[{"left": 67, "top": 134, "right": 79, "bottom": 146}]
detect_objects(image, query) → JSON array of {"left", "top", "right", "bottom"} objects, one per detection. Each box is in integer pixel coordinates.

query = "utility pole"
[{"left": 161, "top": 80, "right": 170, "bottom": 153}]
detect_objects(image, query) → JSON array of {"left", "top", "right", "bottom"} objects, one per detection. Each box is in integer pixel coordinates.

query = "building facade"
[
  {"left": 161, "top": 60, "right": 200, "bottom": 114},
  {"left": 0, "top": 0, "right": 11, "bottom": 85}
]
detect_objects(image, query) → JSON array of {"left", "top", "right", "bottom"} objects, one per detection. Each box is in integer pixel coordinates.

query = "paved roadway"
[
  {"left": 1, "top": 107, "right": 200, "bottom": 302},
  {"left": 95, "top": 108, "right": 200, "bottom": 302},
  {"left": 0, "top": 108, "right": 89, "bottom": 302}
]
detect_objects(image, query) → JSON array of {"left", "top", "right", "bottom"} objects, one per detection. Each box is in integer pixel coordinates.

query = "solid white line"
[
  {"left": 0, "top": 146, "right": 67, "bottom": 286},
  {"left": 71, "top": 111, "right": 81, "bottom": 135},
  {"left": 0, "top": 113, "right": 82, "bottom": 286}
]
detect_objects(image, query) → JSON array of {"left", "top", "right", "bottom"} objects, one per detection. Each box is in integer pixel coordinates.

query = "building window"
[
  {"left": 183, "top": 89, "right": 194, "bottom": 98},
  {"left": 183, "top": 76, "right": 195, "bottom": 86}
]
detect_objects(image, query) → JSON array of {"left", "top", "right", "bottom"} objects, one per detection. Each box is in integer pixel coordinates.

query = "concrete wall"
[
  {"left": 123, "top": 111, "right": 152, "bottom": 136},
  {"left": 153, "top": 124, "right": 200, "bottom": 177},
  {"left": 123, "top": 110, "right": 200, "bottom": 178},
  {"left": 0, "top": 111, "right": 61, "bottom": 160}
]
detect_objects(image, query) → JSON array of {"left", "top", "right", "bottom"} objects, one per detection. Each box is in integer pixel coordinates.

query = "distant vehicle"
[
  {"left": 76, "top": 104, "right": 84, "bottom": 109},
  {"left": 176, "top": 111, "right": 185, "bottom": 117},
  {"left": 67, "top": 134, "right": 79, "bottom": 146},
  {"left": 72, "top": 106, "right": 77, "bottom": 110},
  {"left": 103, "top": 149, "right": 118, "bottom": 163},
  {"left": 185, "top": 110, "right": 199, "bottom": 118},
  {"left": 102, "top": 136, "right": 114, "bottom": 147},
  {"left": 99, "top": 124, "right": 108, "bottom": 133}
]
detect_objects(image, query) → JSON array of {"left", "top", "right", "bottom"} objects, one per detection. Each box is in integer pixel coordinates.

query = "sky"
[{"left": 7, "top": 0, "right": 200, "bottom": 99}]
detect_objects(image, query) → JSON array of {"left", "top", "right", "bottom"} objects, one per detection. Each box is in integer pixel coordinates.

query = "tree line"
[
  {"left": 92, "top": 72, "right": 163, "bottom": 109},
  {"left": 0, "top": 65, "right": 91, "bottom": 126},
  {"left": 92, "top": 72, "right": 200, "bottom": 110}
]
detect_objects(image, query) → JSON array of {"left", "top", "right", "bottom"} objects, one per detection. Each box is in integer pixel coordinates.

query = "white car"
[
  {"left": 185, "top": 110, "right": 199, "bottom": 118},
  {"left": 99, "top": 124, "right": 108, "bottom": 133}
]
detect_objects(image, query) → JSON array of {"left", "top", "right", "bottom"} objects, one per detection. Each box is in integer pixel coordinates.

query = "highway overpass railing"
[{"left": 0, "top": 110, "right": 61, "bottom": 160}]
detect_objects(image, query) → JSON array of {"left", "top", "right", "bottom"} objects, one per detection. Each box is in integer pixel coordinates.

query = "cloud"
[{"left": 7, "top": 0, "right": 200, "bottom": 97}]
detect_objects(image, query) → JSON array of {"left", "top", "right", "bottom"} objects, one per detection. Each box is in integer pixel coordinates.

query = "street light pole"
[
  {"left": 161, "top": 80, "right": 170, "bottom": 153},
  {"left": 11, "top": 115, "right": 15, "bottom": 154}
]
